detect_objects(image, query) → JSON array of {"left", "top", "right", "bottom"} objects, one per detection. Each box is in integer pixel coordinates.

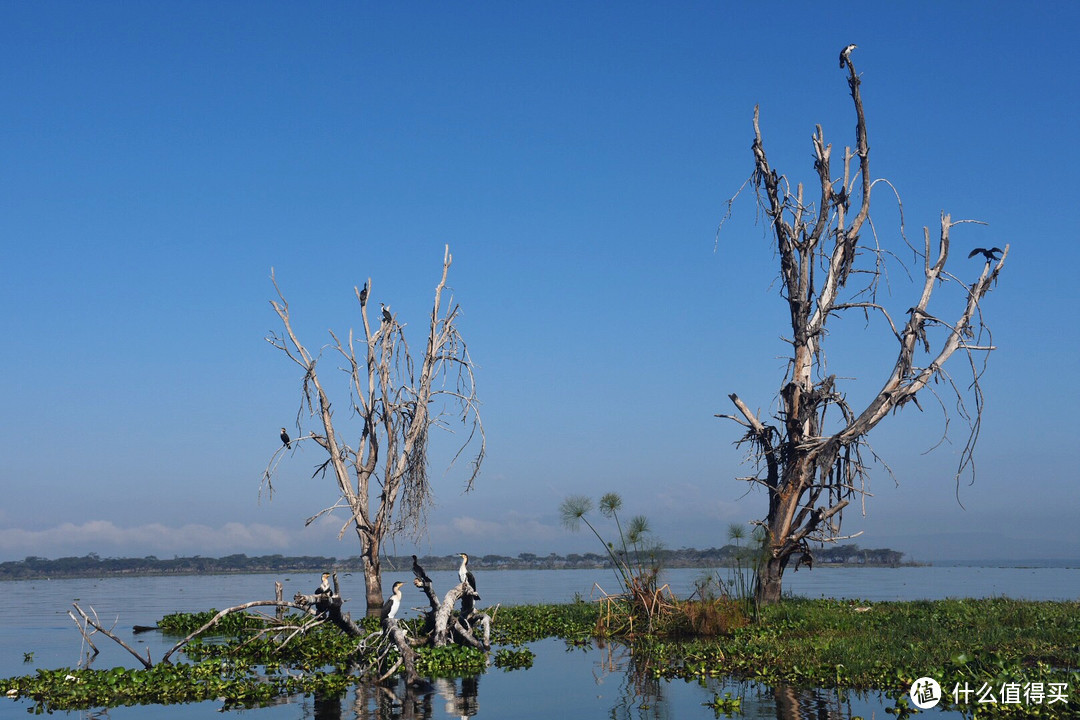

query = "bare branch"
[
  {"left": 71, "top": 604, "right": 153, "bottom": 669},
  {"left": 263, "top": 247, "right": 484, "bottom": 610},
  {"left": 160, "top": 600, "right": 312, "bottom": 664},
  {"left": 717, "top": 52, "right": 1006, "bottom": 604}
]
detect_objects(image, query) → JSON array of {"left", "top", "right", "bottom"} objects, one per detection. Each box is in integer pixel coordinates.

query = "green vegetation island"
[
  {"left": 0, "top": 544, "right": 912, "bottom": 581},
  {"left": 4, "top": 598, "right": 1078, "bottom": 717}
]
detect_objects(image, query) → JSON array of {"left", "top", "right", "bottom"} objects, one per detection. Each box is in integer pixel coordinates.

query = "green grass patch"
[
  {"left": 489, "top": 601, "right": 599, "bottom": 645},
  {"left": 157, "top": 610, "right": 270, "bottom": 636},
  {"left": 639, "top": 597, "right": 1080, "bottom": 717},
  {"left": 3, "top": 597, "right": 1078, "bottom": 716}
]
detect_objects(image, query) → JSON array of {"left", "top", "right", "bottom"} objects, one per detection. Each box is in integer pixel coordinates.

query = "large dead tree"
[
  {"left": 716, "top": 51, "right": 1007, "bottom": 604},
  {"left": 265, "top": 245, "right": 485, "bottom": 610}
]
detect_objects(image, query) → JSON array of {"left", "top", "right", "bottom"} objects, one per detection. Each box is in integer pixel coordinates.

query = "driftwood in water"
[
  {"left": 72, "top": 574, "right": 348, "bottom": 668},
  {"left": 292, "top": 572, "right": 363, "bottom": 637},
  {"left": 160, "top": 599, "right": 315, "bottom": 664},
  {"left": 290, "top": 572, "right": 424, "bottom": 687},
  {"left": 66, "top": 568, "right": 487, "bottom": 690},
  {"left": 354, "top": 560, "right": 491, "bottom": 686},
  {"left": 380, "top": 618, "right": 419, "bottom": 686},
  {"left": 413, "top": 575, "right": 490, "bottom": 651},
  {"left": 70, "top": 604, "right": 151, "bottom": 669},
  {"left": 70, "top": 598, "right": 313, "bottom": 669}
]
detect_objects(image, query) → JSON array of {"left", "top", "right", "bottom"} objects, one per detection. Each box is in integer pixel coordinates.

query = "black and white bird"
[
  {"left": 967, "top": 247, "right": 1003, "bottom": 261},
  {"left": 457, "top": 553, "right": 480, "bottom": 599},
  {"left": 381, "top": 580, "right": 405, "bottom": 624},
  {"left": 839, "top": 43, "right": 857, "bottom": 68},
  {"left": 380, "top": 303, "right": 392, "bottom": 324},
  {"left": 280, "top": 428, "right": 291, "bottom": 448},
  {"left": 358, "top": 282, "right": 368, "bottom": 306},
  {"left": 314, "top": 572, "right": 332, "bottom": 597},
  {"left": 411, "top": 555, "right": 432, "bottom": 585}
]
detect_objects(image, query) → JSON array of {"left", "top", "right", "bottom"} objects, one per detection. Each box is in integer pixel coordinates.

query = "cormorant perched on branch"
[
  {"left": 314, "top": 572, "right": 331, "bottom": 596},
  {"left": 458, "top": 553, "right": 480, "bottom": 600},
  {"left": 280, "top": 428, "right": 291, "bottom": 448},
  {"left": 380, "top": 303, "right": 392, "bottom": 324},
  {"left": 358, "top": 282, "right": 368, "bottom": 306},
  {"left": 411, "top": 555, "right": 432, "bottom": 584},
  {"left": 967, "top": 247, "right": 1003, "bottom": 261},
  {"left": 839, "top": 43, "right": 857, "bottom": 68},
  {"left": 381, "top": 580, "right": 405, "bottom": 623}
]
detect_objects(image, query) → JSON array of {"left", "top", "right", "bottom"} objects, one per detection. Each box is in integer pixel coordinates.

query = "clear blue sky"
[{"left": 2, "top": 1, "right": 1077, "bottom": 564}]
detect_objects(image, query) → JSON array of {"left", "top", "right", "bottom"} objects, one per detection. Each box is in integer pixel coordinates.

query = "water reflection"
[
  {"left": 772, "top": 684, "right": 859, "bottom": 720},
  {"left": 308, "top": 676, "right": 480, "bottom": 720},
  {"left": 597, "top": 642, "right": 665, "bottom": 720},
  {"left": 600, "top": 640, "right": 873, "bottom": 720},
  {"left": 288, "top": 639, "right": 913, "bottom": 720}
]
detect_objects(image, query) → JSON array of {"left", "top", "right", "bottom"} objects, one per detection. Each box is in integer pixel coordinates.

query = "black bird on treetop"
[
  {"left": 314, "top": 572, "right": 331, "bottom": 596},
  {"left": 280, "top": 428, "right": 291, "bottom": 448},
  {"left": 358, "top": 282, "right": 368, "bottom": 306},
  {"left": 380, "top": 303, "right": 392, "bottom": 324},
  {"left": 411, "top": 555, "right": 432, "bottom": 585},
  {"left": 967, "top": 247, "right": 1003, "bottom": 261},
  {"left": 839, "top": 43, "right": 857, "bottom": 68}
]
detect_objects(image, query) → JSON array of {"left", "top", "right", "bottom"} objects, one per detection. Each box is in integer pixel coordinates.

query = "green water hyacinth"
[
  {"left": 4, "top": 598, "right": 1079, "bottom": 717},
  {"left": 493, "top": 648, "right": 535, "bottom": 670}
]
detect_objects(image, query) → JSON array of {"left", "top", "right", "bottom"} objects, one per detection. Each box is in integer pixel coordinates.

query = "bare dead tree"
[
  {"left": 716, "top": 51, "right": 1007, "bottom": 604},
  {"left": 265, "top": 245, "right": 485, "bottom": 610}
]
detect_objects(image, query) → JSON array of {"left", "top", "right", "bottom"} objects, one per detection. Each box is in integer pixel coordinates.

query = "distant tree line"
[{"left": 0, "top": 544, "right": 908, "bottom": 580}]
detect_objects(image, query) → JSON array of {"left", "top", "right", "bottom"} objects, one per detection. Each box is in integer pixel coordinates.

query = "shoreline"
[
  {"left": 23, "top": 560, "right": 1080, "bottom": 583},
  {"left": 5, "top": 550, "right": 1076, "bottom": 582}
]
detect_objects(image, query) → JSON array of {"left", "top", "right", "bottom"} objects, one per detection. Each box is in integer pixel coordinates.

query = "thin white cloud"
[
  {"left": 450, "top": 516, "right": 502, "bottom": 536},
  {"left": 428, "top": 513, "right": 565, "bottom": 553},
  {"left": 0, "top": 520, "right": 293, "bottom": 559}
]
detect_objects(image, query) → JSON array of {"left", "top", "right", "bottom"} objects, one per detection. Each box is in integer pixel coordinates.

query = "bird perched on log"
[
  {"left": 314, "top": 572, "right": 332, "bottom": 597},
  {"left": 839, "top": 43, "right": 857, "bottom": 68},
  {"left": 411, "top": 555, "right": 432, "bottom": 585},
  {"left": 457, "top": 553, "right": 480, "bottom": 600},
  {"left": 381, "top": 580, "right": 405, "bottom": 624},
  {"left": 380, "top": 303, "right": 392, "bottom": 324},
  {"left": 280, "top": 428, "right": 291, "bottom": 448},
  {"left": 358, "top": 282, "right": 368, "bottom": 306},
  {"left": 967, "top": 247, "right": 1003, "bottom": 262}
]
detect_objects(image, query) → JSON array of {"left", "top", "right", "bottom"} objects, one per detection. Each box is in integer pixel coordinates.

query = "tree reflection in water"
[
  {"left": 309, "top": 675, "right": 479, "bottom": 720},
  {"left": 600, "top": 639, "right": 889, "bottom": 720},
  {"left": 299, "top": 640, "right": 910, "bottom": 720},
  {"left": 771, "top": 684, "right": 865, "bottom": 720}
]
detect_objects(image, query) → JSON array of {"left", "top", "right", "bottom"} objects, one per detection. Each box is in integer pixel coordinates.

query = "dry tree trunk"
[
  {"left": 717, "top": 51, "right": 1007, "bottom": 604},
  {"left": 361, "top": 535, "right": 384, "bottom": 613}
]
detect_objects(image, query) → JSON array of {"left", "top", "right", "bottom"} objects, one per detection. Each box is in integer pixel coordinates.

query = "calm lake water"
[{"left": 1, "top": 565, "right": 1078, "bottom": 719}]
